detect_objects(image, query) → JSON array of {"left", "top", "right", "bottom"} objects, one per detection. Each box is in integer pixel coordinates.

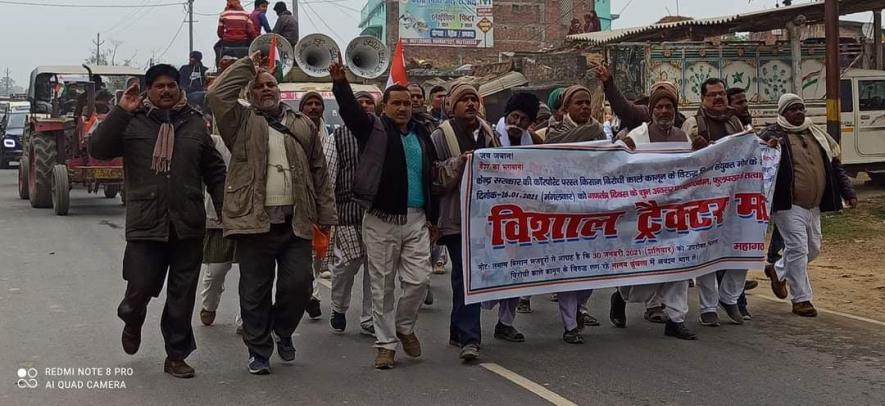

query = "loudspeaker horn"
[
  {"left": 345, "top": 36, "right": 390, "bottom": 79},
  {"left": 293, "top": 33, "right": 341, "bottom": 78},
  {"left": 248, "top": 33, "right": 295, "bottom": 76}
]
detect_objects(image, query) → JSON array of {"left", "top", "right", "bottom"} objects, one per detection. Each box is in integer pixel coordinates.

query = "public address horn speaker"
[
  {"left": 248, "top": 33, "right": 295, "bottom": 76},
  {"left": 294, "top": 33, "right": 341, "bottom": 78},
  {"left": 345, "top": 36, "right": 390, "bottom": 79}
]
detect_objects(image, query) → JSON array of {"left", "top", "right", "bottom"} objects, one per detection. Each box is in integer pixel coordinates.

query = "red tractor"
[{"left": 18, "top": 65, "right": 144, "bottom": 215}]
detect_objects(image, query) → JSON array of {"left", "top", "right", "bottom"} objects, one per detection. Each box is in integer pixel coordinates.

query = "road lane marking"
[
  {"left": 751, "top": 293, "right": 885, "bottom": 327},
  {"left": 481, "top": 362, "right": 578, "bottom": 406}
]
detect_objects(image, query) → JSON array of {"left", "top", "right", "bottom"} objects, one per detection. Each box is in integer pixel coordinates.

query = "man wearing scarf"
[
  {"left": 330, "top": 62, "right": 438, "bottom": 370},
  {"left": 534, "top": 87, "right": 565, "bottom": 141},
  {"left": 300, "top": 91, "right": 334, "bottom": 321},
  {"left": 91, "top": 64, "right": 227, "bottom": 378},
  {"left": 208, "top": 54, "right": 337, "bottom": 375},
  {"left": 328, "top": 91, "right": 377, "bottom": 336},
  {"left": 610, "top": 81, "right": 696, "bottom": 340},
  {"left": 682, "top": 77, "right": 751, "bottom": 327},
  {"left": 495, "top": 92, "right": 544, "bottom": 146},
  {"left": 545, "top": 85, "right": 606, "bottom": 144},
  {"left": 759, "top": 94, "right": 857, "bottom": 317}
]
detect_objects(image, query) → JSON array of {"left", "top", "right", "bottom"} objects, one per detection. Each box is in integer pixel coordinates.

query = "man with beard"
[
  {"left": 682, "top": 77, "right": 750, "bottom": 327},
  {"left": 759, "top": 93, "right": 856, "bottom": 317},
  {"left": 90, "top": 64, "right": 227, "bottom": 378},
  {"left": 328, "top": 91, "right": 378, "bottom": 336},
  {"left": 331, "top": 61, "right": 438, "bottom": 370},
  {"left": 611, "top": 81, "right": 696, "bottom": 340},
  {"left": 300, "top": 91, "right": 335, "bottom": 320},
  {"left": 208, "top": 53, "right": 337, "bottom": 375}
]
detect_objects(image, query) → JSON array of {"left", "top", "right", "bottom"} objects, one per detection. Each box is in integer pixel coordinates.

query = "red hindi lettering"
[{"left": 734, "top": 192, "right": 769, "bottom": 221}]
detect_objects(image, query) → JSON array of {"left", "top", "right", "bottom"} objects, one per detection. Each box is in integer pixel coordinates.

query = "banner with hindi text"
[{"left": 461, "top": 133, "right": 780, "bottom": 304}]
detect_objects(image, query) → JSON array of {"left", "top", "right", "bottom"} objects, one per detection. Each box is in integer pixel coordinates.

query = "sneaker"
[
  {"left": 459, "top": 344, "right": 480, "bottom": 361},
  {"left": 740, "top": 307, "right": 752, "bottom": 320},
  {"left": 765, "top": 264, "right": 789, "bottom": 299},
  {"left": 719, "top": 302, "right": 745, "bottom": 325},
  {"left": 163, "top": 358, "right": 195, "bottom": 379},
  {"left": 664, "top": 321, "right": 698, "bottom": 340},
  {"left": 396, "top": 332, "right": 422, "bottom": 357},
  {"left": 360, "top": 322, "right": 375, "bottom": 337},
  {"left": 433, "top": 262, "right": 447, "bottom": 274},
  {"left": 319, "top": 270, "right": 332, "bottom": 279},
  {"left": 792, "top": 301, "right": 818, "bottom": 317},
  {"left": 200, "top": 309, "right": 216, "bottom": 326},
  {"left": 306, "top": 298, "right": 322, "bottom": 320},
  {"left": 550, "top": 293, "right": 559, "bottom": 302},
  {"left": 424, "top": 289, "right": 434, "bottom": 306},
  {"left": 494, "top": 322, "right": 525, "bottom": 342},
  {"left": 122, "top": 324, "right": 141, "bottom": 355},
  {"left": 744, "top": 280, "right": 759, "bottom": 290},
  {"left": 330, "top": 311, "right": 346, "bottom": 333},
  {"left": 562, "top": 328, "right": 584, "bottom": 344},
  {"left": 699, "top": 311, "right": 721, "bottom": 327},
  {"left": 275, "top": 334, "right": 296, "bottom": 362},
  {"left": 643, "top": 306, "right": 668, "bottom": 324},
  {"left": 580, "top": 311, "right": 600, "bottom": 327},
  {"left": 609, "top": 291, "right": 627, "bottom": 328},
  {"left": 374, "top": 349, "right": 395, "bottom": 369},
  {"left": 516, "top": 298, "right": 532, "bottom": 313},
  {"left": 248, "top": 352, "right": 271, "bottom": 375},
  {"left": 688, "top": 279, "right": 695, "bottom": 288}
]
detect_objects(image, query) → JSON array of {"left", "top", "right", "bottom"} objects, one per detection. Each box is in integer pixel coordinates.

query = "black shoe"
[
  {"left": 274, "top": 333, "right": 296, "bottom": 362},
  {"left": 360, "top": 322, "right": 375, "bottom": 337},
  {"left": 609, "top": 291, "right": 627, "bottom": 328},
  {"left": 699, "top": 311, "right": 720, "bottom": 327},
  {"left": 494, "top": 322, "right": 526, "bottom": 342},
  {"left": 688, "top": 279, "right": 695, "bottom": 288},
  {"left": 563, "top": 328, "right": 584, "bottom": 344},
  {"left": 580, "top": 311, "right": 600, "bottom": 327},
  {"left": 248, "top": 352, "right": 271, "bottom": 375},
  {"left": 664, "top": 321, "right": 698, "bottom": 340},
  {"left": 122, "top": 324, "right": 141, "bottom": 355},
  {"left": 424, "top": 289, "right": 434, "bottom": 306},
  {"left": 719, "top": 302, "right": 745, "bottom": 325},
  {"left": 516, "top": 298, "right": 532, "bottom": 313},
  {"left": 739, "top": 307, "right": 752, "bottom": 320},
  {"left": 330, "top": 311, "right": 346, "bottom": 333},
  {"left": 306, "top": 298, "right": 322, "bottom": 320}
]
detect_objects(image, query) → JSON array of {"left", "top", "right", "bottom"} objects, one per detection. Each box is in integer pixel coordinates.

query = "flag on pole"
[
  {"left": 267, "top": 35, "right": 284, "bottom": 82},
  {"left": 386, "top": 39, "right": 408, "bottom": 89}
]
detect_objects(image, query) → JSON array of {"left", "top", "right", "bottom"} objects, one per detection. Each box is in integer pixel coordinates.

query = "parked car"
[{"left": 1, "top": 110, "right": 27, "bottom": 168}]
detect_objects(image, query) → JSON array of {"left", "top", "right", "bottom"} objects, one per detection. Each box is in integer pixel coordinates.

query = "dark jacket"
[
  {"left": 332, "top": 78, "right": 438, "bottom": 224},
  {"left": 178, "top": 63, "right": 208, "bottom": 94},
  {"left": 603, "top": 79, "right": 649, "bottom": 133},
  {"left": 90, "top": 105, "right": 226, "bottom": 242},
  {"left": 272, "top": 11, "right": 299, "bottom": 47},
  {"left": 758, "top": 124, "right": 856, "bottom": 213}
]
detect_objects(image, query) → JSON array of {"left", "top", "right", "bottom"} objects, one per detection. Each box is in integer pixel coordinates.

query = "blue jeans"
[{"left": 443, "top": 235, "right": 481, "bottom": 347}]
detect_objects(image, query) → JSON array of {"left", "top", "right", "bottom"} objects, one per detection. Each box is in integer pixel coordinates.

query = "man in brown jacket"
[{"left": 207, "top": 53, "right": 336, "bottom": 375}]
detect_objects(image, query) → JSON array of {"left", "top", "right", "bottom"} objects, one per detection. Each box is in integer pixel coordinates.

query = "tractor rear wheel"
[
  {"left": 28, "top": 136, "right": 56, "bottom": 208},
  {"left": 104, "top": 185, "right": 121, "bottom": 198},
  {"left": 17, "top": 156, "right": 29, "bottom": 200},
  {"left": 52, "top": 164, "right": 70, "bottom": 216}
]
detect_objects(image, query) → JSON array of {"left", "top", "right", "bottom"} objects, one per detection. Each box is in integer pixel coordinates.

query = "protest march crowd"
[{"left": 88, "top": 0, "right": 860, "bottom": 379}]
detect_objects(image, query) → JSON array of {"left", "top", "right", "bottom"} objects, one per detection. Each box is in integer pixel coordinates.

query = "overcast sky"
[{"left": 0, "top": 0, "right": 874, "bottom": 86}]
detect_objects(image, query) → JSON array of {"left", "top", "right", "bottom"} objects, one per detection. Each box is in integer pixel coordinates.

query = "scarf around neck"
[
  {"left": 495, "top": 117, "right": 533, "bottom": 146},
  {"left": 143, "top": 90, "right": 188, "bottom": 173},
  {"left": 545, "top": 113, "right": 604, "bottom": 144},
  {"left": 776, "top": 115, "right": 837, "bottom": 161}
]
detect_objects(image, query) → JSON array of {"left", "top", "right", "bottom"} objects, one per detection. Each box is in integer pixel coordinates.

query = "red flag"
[
  {"left": 267, "top": 35, "right": 278, "bottom": 72},
  {"left": 386, "top": 39, "right": 408, "bottom": 88}
]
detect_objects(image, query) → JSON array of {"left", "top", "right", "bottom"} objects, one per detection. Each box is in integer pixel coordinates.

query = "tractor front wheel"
[
  {"left": 28, "top": 136, "right": 56, "bottom": 208},
  {"left": 52, "top": 164, "right": 70, "bottom": 216},
  {"left": 17, "top": 156, "right": 29, "bottom": 200}
]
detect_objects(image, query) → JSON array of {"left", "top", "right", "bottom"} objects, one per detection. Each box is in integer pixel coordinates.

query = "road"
[{"left": 0, "top": 168, "right": 883, "bottom": 406}]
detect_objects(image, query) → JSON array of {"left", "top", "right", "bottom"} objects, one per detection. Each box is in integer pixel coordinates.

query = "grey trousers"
[
  {"left": 329, "top": 246, "right": 372, "bottom": 326},
  {"left": 697, "top": 270, "right": 748, "bottom": 313},
  {"left": 619, "top": 281, "right": 689, "bottom": 323},
  {"left": 363, "top": 209, "right": 431, "bottom": 351},
  {"left": 773, "top": 206, "right": 821, "bottom": 303},
  {"left": 200, "top": 262, "right": 243, "bottom": 327},
  {"left": 558, "top": 290, "right": 593, "bottom": 331}
]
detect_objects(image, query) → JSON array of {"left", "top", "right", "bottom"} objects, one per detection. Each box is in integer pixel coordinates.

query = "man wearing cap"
[
  {"left": 91, "top": 64, "right": 227, "bottom": 378},
  {"left": 272, "top": 2, "right": 299, "bottom": 47},
  {"left": 179, "top": 51, "right": 209, "bottom": 109},
  {"left": 545, "top": 85, "right": 606, "bottom": 144},
  {"left": 208, "top": 53, "right": 337, "bottom": 375},
  {"left": 330, "top": 61, "right": 438, "bottom": 370},
  {"left": 300, "top": 91, "right": 334, "bottom": 320},
  {"left": 495, "top": 93, "right": 544, "bottom": 146},
  {"left": 620, "top": 81, "right": 689, "bottom": 147},
  {"left": 328, "top": 91, "right": 378, "bottom": 336},
  {"left": 759, "top": 93, "right": 857, "bottom": 317}
]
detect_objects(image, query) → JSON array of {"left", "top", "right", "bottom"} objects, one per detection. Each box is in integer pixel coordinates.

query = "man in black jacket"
[
  {"left": 90, "top": 64, "right": 227, "bottom": 378},
  {"left": 759, "top": 93, "right": 857, "bottom": 317},
  {"left": 330, "top": 62, "right": 438, "bottom": 370}
]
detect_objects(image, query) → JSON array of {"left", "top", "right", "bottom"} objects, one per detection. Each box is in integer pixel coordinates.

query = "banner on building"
[
  {"left": 461, "top": 134, "right": 780, "bottom": 304},
  {"left": 398, "top": 0, "right": 494, "bottom": 48}
]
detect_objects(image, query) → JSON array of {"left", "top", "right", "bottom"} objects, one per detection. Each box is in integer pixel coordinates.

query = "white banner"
[{"left": 461, "top": 133, "right": 780, "bottom": 304}]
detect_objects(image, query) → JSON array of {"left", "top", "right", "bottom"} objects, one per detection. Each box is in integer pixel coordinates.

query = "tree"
[
  {"left": 84, "top": 39, "right": 135, "bottom": 66},
  {"left": 0, "top": 76, "right": 15, "bottom": 97}
]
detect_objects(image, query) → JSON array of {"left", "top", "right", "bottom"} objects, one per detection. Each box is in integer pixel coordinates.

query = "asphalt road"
[{"left": 1, "top": 168, "right": 883, "bottom": 406}]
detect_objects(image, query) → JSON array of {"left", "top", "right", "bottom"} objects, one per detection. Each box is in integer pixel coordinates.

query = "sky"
[{"left": 0, "top": 0, "right": 875, "bottom": 87}]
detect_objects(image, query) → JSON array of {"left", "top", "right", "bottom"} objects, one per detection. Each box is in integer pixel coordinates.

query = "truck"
[{"left": 606, "top": 41, "right": 885, "bottom": 183}]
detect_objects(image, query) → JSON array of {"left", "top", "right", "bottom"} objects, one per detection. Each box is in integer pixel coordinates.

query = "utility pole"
[
  {"left": 188, "top": 0, "right": 194, "bottom": 56},
  {"left": 292, "top": 0, "right": 299, "bottom": 41},
  {"left": 3, "top": 68, "right": 10, "bottom": 96},
  {"left": 92, "top": 33, "right": 104, "bottom": 65},
  {"left": 874, "top": 10, "right": 882, "bottom": 70},
  {"left": 824, "top": 0, "right": 840, "bottom": 143}
]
